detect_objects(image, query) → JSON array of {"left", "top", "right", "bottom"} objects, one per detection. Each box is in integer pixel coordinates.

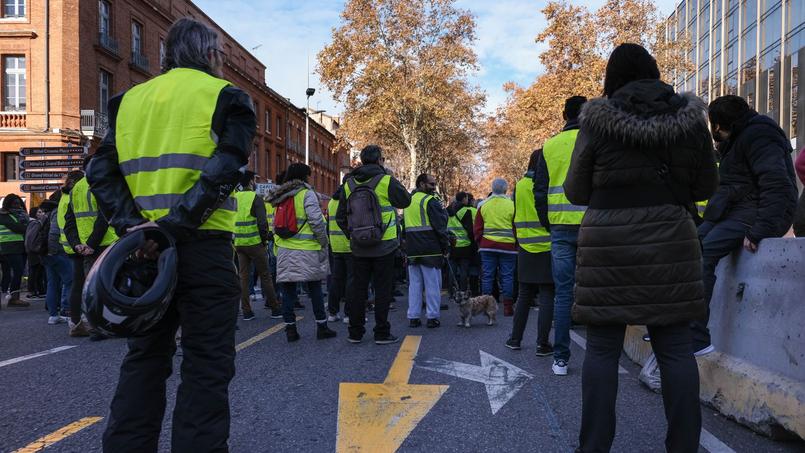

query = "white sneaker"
[
  {"left": 552, "top": 359, "right": 568, "bottom": 376},
  {"left": 342, "top": 316, "right": 349, "bottom": 324},
  {"left": 327, "top": 314, "right": 341, "bottom": 323},
  {"left": 48, "top": 316, "right": 66, "bottom": 325},
  {"left": 694, "top": 344, "right": 715, "bottom": 357}
]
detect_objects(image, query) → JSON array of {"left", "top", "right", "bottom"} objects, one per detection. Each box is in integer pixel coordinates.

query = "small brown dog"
[{"left": 453, "top": 291, "right": 497, "bottom": 327}]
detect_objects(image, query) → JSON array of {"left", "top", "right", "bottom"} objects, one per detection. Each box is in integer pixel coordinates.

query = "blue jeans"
[
  {"left": 551, "top": 228, "right": 578, "bottom": 362},
  {"left": 42, "top": 254, "right": 73, "bottom": 317},
  {"left": 281, "top": 281, "right": 326, "bottom": 325},
  {"left": 480, "top": 251, "right": 516, "bottom": 299}
]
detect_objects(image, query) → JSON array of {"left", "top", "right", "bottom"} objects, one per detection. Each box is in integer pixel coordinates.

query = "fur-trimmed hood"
[
  {"left": 266, "top": 179, "right": 312, "bottom": 206},
  {"left": 579, "top": 79, "right": 709, "bottom": 149}
]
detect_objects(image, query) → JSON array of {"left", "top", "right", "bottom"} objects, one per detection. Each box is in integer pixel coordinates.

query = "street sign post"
[
  {"left": 19, "top": 146, "right": 86, "bottom": 156},
  {"left": 20, "top": 171, "right": 70, "bottom": 180},
  {"left": 19, "top": 159, "right": 83, "bottom": 169},
  {"left": 20, "top": 183, "right": 63, "bottom": 193}
]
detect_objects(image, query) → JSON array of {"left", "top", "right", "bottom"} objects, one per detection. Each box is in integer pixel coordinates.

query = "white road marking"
[
  {"left": 700, "top": 428, "right": 737, "bottom": 453},
  {"left": 0, "top": 346, "right": 77, "bottom": 369},
  {"left": 417, "top": 350, "right": 534, "bottom": 414},
  {"left": 569, "top": 330, "right": 629, "bottom": 374}
]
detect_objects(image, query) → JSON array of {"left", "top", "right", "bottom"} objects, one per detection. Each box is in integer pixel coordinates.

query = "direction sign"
[
  {"left": 21, "top": 183, "right": 63, "bottom": 193},
  {"left": 20, "top": 171, "right": 70, "bottom": 180},
  {"left": 19, "top": 159, "right": 83, "bottom": 169},
  {"left": 19, "top": 146, "right": 86, "bottom": 156}
]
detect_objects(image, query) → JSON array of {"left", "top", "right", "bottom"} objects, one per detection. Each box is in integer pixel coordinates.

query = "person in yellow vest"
[
  {"left": 234, "top": 171, "right": 279, "bottom": 321},
  {"left": 263, "top": 180, "right": 280, "bottom": 309},
  {"left": 326, "top": 173, "right": 353, "bottom": 323},
  {"left": 86, "top": 18, "right": 253, "bottom": 451},
  {"left": 267, "top": 163, "right": 335, "bottom": 342},
  {"left": 403, "top": 173, "right": 449, "bottom": 328},
  {"left": 64, "top": 156, "right": 118, "bottom": 341},
  {"left": 473, "top": 178, "right": 516, "bottom": 316},
  {"left": 505, "top": 149, "right": 555, "bottom": 356},
  {"left": 447, "top": 192, "right": 477, "bottom": 294},
  {"left": 0, "top": 193, "right": 30, "bottom": 307},
  {"left": 533, "top": 95, "right": 587, "bottom": 376}
]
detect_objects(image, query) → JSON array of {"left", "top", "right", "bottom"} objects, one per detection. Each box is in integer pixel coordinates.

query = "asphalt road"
[{"left": 1, "top": 291, "right": 803, "bottom": 453}]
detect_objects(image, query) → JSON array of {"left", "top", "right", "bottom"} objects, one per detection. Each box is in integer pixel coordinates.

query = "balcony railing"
[
  {"left": 80, "top": 110, "right": 108, "bottom": 138},
  {"left": 0, "top": 112, "right": 26, "bottom": 128},
  {"left": 99, "top": 32, "right": 119, "bottom": 56},
  {"left": 131, "top": 52, "right": 150, "bottom": 73}
]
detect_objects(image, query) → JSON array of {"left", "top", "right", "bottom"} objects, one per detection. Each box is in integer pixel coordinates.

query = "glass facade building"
[{"left": 664, "top": 0, "right": 805, "bottom": 149}]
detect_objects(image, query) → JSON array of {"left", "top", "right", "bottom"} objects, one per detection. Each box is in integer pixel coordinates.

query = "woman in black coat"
[{"left": 564, "top": 44, "right": 718, "bottom": 452}]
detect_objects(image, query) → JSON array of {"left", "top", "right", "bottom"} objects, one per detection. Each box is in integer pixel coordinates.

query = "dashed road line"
[
  {"left": 700, "top": 428, "right": 737, "bottom": 453},
  {"left": 12, "top": 417, "right": 103, "bottom": 453},
  {"left": 236, "top": 317, "right": 301, "bottom": 352},
  {"left": 569, "top": 330, "right": 629, "bottom": 374},
  {"left": 0, "top": 346, "right": 77, "bottom": 369}
]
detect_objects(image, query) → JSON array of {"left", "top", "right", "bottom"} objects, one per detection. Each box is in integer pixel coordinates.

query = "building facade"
[
  {"left": 664, "top": 0, "right": 805, "bottom": 149},
  {"left": 0, "top": 0, "right": 347, "bottom": 206}
]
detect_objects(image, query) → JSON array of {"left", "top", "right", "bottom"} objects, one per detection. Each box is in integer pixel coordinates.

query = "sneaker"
[
  {"left": 505, "top": 338, "right": 521, "bottom": 350},
  {"left": 243, "top": 311, "right": 256, "bottom": 321},
  {"left": 642, "top": 333, "right": 651, "bottom": 342},
  {"left": 409, "top": 319, "right": 422, "bottom": 328},
  {"left": 535, "top": 344, "right": 554, "bottom": 357},
  {"left": 388, "top": 303, "right": 397, "bottom": 311},
  {"left": 347, "top": 335, "right": 363, "bottom": 344},
  {"left": 552, "top": 359, "right": 568, "bottom": 376},
  {"left": 7, "top": 299, "right": 30, "bottom": 308},
  {"left": 69, "top": 320, "right": 90, "bottom": 337},
  {"left": 270, "top": 308, "right": 283, "bottom": 319},
  {"left": 327, "top": 314, "right": 341, "bottom": 323},
  {"left": 47, "top": 316, "right": 66, "bottom": 325},
  {"left": 426, "top": 318, "right": 441, "bottom": 328},
  {"left": 375, "top": 334, "right": 400, "bottom": 345},
  {"left": 694, "top": 344, "right": 715, "bottom": 357},
  {"left": 342, "top": 316, "right": 350, "bottom": 324}
]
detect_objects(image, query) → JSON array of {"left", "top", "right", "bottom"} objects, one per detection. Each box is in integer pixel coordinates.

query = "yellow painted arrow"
[{"left": 336, "top": 336, "right": 449, "bottom": 453}]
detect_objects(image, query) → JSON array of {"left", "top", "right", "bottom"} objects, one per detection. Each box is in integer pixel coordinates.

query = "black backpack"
[
  {"left": 346, "top": 174, "right": 388, "bottom": 247},
  {"left": 25, "top": 217, "right": 48, "bottom": 255}
]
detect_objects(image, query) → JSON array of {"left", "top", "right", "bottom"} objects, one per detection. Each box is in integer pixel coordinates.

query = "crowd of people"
[{"left": 1, "top": 18, "right": 804, "bottom": 453}]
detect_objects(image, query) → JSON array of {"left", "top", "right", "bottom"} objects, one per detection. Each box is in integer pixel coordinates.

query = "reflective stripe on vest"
[
  {"left": 403, "top": 192, "right": 441, "bottom": 257},
  {"left": 543, "top": 129, "right": 586, "bottom": 225},
  {"left": 343, "top": 174, "right": 397, "bottom": 242},
  {"left": 447, "top": 215, "right": 470, "bottom": 248},
  {"left": 0, "top": 214, "right": 23, "bottom": 243},
  {"left": 479, "top": 196, "right": 515, "bottom": 244},
  {"left": 116, "top": 67, "right": 236, "bottom": 233},
  {"left": 265, "top": 202, "right": 275, "bottom": 233},
  {"left": 57, "top": 194, "right": 74, "bottom": 254},
  {"left": 275, "top": 189, "right": 322, "bottom": 251},
  {"left": 69, "top": 177, "right": 118, "bottom": 247},
  {"left": 514, "top": 176, "right": 551, "bottom": 253},
  {"left": 327, "top": 198, "right": 351, "bottom": 253},
  {"left": 234, "top": 191, "right": 262, "bottom": 247},
  {"left": 456, "top": 206, "right": 477, "bottom": 225}
]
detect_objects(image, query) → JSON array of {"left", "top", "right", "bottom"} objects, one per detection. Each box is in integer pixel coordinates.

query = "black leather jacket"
[{"left": 87, "top": 82, "right": 256, "bottom": 243}]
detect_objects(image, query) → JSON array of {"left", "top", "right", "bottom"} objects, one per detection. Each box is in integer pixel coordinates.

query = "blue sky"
[{"left": 195, "top": 0, "right": 679, "bottom": 115}]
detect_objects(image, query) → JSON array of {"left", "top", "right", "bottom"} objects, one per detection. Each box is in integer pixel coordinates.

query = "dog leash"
[{"left": 444, "top": 258, "right": 461, "bottom": 294}]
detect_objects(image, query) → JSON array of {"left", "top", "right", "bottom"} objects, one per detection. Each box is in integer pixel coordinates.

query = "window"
[
  {"left": 3, "top": 153, "right": 19, "bottom": 182},
  {"left": 277, "top": 116, "right": 282, "bottom": 139},
  {"left": 131, "top": 21, "right": 142, "bottom": 55},
  {"left": 159, "top": 38, "right": 165, "bottom": 69},
  {"left": 99, "top": 70, "right": 111, "bottom": 114},
  {"left": 266, "top": 110, "right": 271, "bottom": 134},
  {"left": 788, "top": 0, "right": 805, "bottom": 34},
  {"left": 99, "top": 0, "right": 110, "bottom": 35},
  {"left": 743, "top": 0, "right": 758, "bottom": 31},
  {"left": 2, "top": 0, "right": 24, "bottom": 18},
  {"left": 3, "top": 55, "right": 26, "bottom": 111},
  {"left": 254, "top": 102, "right": 260, "bottom": 130}
]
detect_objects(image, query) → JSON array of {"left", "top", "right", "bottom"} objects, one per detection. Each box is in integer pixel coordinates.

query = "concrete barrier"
[{"left": 622, "top": 238, "right": 805, "bottom": 440}]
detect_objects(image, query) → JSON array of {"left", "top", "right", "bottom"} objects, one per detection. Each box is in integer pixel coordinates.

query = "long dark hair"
[{"left": 603, "top": 43, "right": 660, "bottom": 98}]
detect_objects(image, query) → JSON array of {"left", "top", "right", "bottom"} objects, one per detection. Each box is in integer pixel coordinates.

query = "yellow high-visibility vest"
[
  {"left": 447, "top": 215, "right": 470, "bottom": 248},
  {"left": 543, "top": 129, "right": 585, "bottom": 225},
  {"left": 69, "top": 177, "right": 118, "bottom": 247},
  {"left": 57, "top": 194, "right": 74, "bottom": 254},
  {"left": 234, "top": 191, "right": 262, "bottom": 247},
  {"left": 327, "top": 198, "right": 351, "bottom": 253},
  {"left": 275, "top": 189, "right": 322, "bottom": 251},
  {"left": 342, "top": 174, "right": 397, "bottom": 243},
  {"left": 513, "top": 176, "right": 550, "bottom": 253},
  {"left": 479, "top": 196, "right": 515, "bottom": 244}
]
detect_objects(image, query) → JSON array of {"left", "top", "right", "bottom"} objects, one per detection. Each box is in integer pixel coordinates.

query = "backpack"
[
  {"left": 25, "top": 217, "right": 48, "bottom": 255},
  {"left": 346, "top": 174, "right": 387, "bottom": 247},
  {"left": 273, "top": 194, "right": 306, "bottom": 239}
]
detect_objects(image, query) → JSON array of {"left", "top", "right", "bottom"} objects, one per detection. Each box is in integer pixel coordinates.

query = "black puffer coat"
[{"left": 565, "top": 80, "right": 719, "bottom": 326}]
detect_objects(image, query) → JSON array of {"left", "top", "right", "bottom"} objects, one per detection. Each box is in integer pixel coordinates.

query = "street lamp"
[{"left": 305, "top": 87, "right": 315, "bottom": 165}]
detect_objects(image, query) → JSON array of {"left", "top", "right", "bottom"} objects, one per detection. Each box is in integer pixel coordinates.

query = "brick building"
[{"left": 0, "top": 0, "right": 347, "bottom": 207}]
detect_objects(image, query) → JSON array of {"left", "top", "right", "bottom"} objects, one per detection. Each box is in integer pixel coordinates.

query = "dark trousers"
[
  {"left": 0, "top": 253, "right": 26, "bottom": 293},
  {"left": 28, "top": 260, "right": 46, "bottom": 295},
  {"left": 281, "top": 280, "right": 326, "bottom": 324},
  {"left": 691, "top": 219, "right": 746, "bottom": 349},
  {"left": 236, "top": 244, "right": 278, "bottom": 313},
  {"left": 450, "top": 257, "right": 471, "bottom": 292},
  {"left": 68, "top": 254, "right": 85, "bottom": 323},
  {"left": 328, "top": 252, "right": 353, "bottom": 316},
  {"left": 510, "top": 282, "right": 555, "bottom": 346},
  {"left": 103, "top": 238, "right": 239, "bottom": 453},
  {"left": 579, "top": 323, "right": 701, "bottom": 453},
  {"left": 348, "top": 252, "right": 394, "bottom": 339}
]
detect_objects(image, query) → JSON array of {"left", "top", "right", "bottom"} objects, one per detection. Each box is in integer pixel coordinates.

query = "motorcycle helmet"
[{"left": 83, "top": 226, "right": 177, "bottom": 337}]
